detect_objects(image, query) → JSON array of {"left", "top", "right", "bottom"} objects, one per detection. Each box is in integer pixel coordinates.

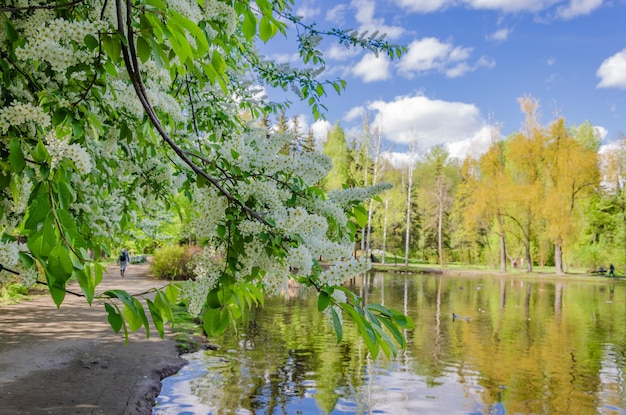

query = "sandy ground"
[{"left": 0, "top": 261, "right": 186, "bottom": 415}]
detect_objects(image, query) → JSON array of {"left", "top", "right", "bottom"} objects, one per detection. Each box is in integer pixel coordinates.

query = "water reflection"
[{"left": 154, "top": 273, "right": 626, "bottom": 414}]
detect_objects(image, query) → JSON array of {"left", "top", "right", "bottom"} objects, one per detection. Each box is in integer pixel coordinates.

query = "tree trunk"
[
  {"left": 437, "top": 192, "right": 444, "bottom": 267},
  {"left": 382, "top": 199, "right": 388, "bottom": 264},
  {"left": 555, "top": 241, "right": 564, "bottom": 275},
  {"left": 404, "top": 170, "right": 413, "bottom": 267},
  {"left": 525, "top": 243, "right": 533, "bottom": 272},
  {"left": 496, "top": 213, "right": 507, "bottom": 273}
]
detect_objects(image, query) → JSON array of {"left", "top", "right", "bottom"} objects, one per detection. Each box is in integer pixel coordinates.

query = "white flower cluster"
[
  {"left": 273, "top": 207, "right": 328, "bottom": 243},
  {"left": 44, "top": 130, "right": 93, "bottom": 174},
  {"left": 318, "top": 256, "right": 370, "bottom": 287},
  {"left": 166, "top": 0, "right": 237, "bottom": 38},
  {"left": 286, "top": 152, "right": 333, "bottom": 186},
  {"left": 238, "top": 179, "right": 290, "bottom": 213},
  {"left": 190, "top": 186, "right": 228, "bottom": 241},
  {"left": 0, "top": 241, "right": 39, "bottom": 288},
  {"left": 286, "top": 245, "right": 313, "bottom": 276},
  {"left": 181, "top": 248, "right": 223, "bottom": 315},
  {"left": 15, "top": 17, "right": 104, "bottom": 74},
  {"left": 328, "top": 182, "right": 393, "bottom": 207},
  {"left": 0, "top": 101, "right": 51, "bottom": 134},
  {"left": 202, "top": 0, "right": 238, "bottom": 37},
  {"left": 105, "top": 80, "right": 145, "bottom": 119}
]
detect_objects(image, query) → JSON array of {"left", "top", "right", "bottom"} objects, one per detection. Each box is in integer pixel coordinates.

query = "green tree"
[
  {"left": 542, "top": 120, "right": 600, "bottom": 274},
  {"left": 321, "top": 122, "right": 350, "bottom": 191},
  {"left": 0, "top": 0, "right": 411, "bottom": 358}
]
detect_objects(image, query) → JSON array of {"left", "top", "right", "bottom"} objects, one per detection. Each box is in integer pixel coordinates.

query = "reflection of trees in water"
[{"left": 180, "top": 273, "right": 626, "bottom": 414}]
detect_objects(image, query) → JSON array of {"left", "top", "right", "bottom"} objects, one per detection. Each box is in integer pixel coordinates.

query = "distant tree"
[
  {"left": 321, "top": 122, "right": 350, "bottom": 190},
  {"left": 303, "top": 128, "right": 317, "bottom": 153},
  {"left": 542, "top": 120, "right": 600, "bottom": 274}
]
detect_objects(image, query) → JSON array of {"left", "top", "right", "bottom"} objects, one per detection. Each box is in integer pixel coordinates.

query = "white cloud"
[
  {"left": 353, "top": 53, "right": 391, "bottom": 82},
  {"left": 295, "top": 5, "right": 320, "bottom": 20},
  {"left": 395, "top": 0, "right": 602, "bottom": 16},
  {"left": 351, "top": 0, "right": 405, "bottom": 40},
  {"left": 381, "top": 151, "right": 419, "bottom": 169},
  {"left": 446, "top": 125, "right": 498, "bottom": 159},
  {"left": 271, "top": 52, "right": 300, "bottom": 64},
  {"left": 394, "top": 0, "right": 451, "bottom": 13},
  {"left": 325, "top": 4, "right": 347, "bottom": 24},
  {"left": 344, "top": 106, "right": 366, "bottom": 122},
  {"left": 397, "top": 38, "right": 487, "bottom": 78},
  {"left": 556, "top": 0, "right": 602, "bottom": 19},
  {"left": 326, "top": 44, "right": 362, "bottom": 61},
  {"left": 597, "top": 49, "right": 626, "bottom": 89},
  {"left": 367, "top": 94, "right": 486, "bottom": 150},
  {"left": 310, "top": 119, "right": 333, "bottom": 144},
  {"left": 487, "top": 27, "right": 511, "bottom": 42},
  {"left": 594, "top": 125, "right": 608, "bottom": 142}
]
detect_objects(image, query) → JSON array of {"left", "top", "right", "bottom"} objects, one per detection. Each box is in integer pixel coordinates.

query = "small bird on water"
[{"left": 452, "top": 313, "right": 470, "bottom": 322}]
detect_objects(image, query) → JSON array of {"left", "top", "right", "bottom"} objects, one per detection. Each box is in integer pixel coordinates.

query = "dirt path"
[{"left": 0, "top": 260, "right": 186, "bottom": 415}]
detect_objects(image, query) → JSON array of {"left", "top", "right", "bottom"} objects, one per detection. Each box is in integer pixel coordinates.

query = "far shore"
[{"left": 369, "top": 263, "right": 623, "bottom": 282}]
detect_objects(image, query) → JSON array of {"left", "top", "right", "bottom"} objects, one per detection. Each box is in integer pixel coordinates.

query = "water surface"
[{"left": 154, "top": 272, "right": 626, "bottom": 414}]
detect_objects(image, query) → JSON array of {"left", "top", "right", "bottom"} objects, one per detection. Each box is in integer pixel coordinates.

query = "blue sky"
[{"left": 259, "top": 0, "right": 626, "bottom": 158}]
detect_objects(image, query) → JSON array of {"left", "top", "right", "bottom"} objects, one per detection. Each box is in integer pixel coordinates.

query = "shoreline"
[{"left": 0, "top": 262, "right": 187, "bottom": 415}]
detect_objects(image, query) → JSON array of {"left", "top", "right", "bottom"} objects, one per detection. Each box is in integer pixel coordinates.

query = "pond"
[{"left": 153, "top": 272, "right": 626, "bottom": 414}]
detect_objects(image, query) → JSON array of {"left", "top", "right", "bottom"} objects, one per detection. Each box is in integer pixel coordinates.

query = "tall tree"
[
  {"left": 404, "top": 146, "right": 418, "bottom": 266},
  {"left": 418, "top": 145, "right": 457, "bottom": 266},
  {"left": 542, "top": 120, "right": 600, "bottom": 274},
  {"left": 321, "top": 122, "right": 350, "bottom": 191}
]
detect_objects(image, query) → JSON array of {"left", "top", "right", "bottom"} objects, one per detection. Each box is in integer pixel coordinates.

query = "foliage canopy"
[{"left": 0, "top": 0, "right": 412, "bottom": 358}]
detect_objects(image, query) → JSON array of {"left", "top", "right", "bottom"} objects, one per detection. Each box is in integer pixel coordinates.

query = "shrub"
[
  {"left": 150, "top": 245, "right": 200, "bottom": 280},
  {"left": 1, "top": 284, "right": 29, "bottom": 304}
]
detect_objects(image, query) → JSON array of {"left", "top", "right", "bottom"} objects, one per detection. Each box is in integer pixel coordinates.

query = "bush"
[
  {"left": 150, "top": 245, "right": 200, "bottom": 280},
  {"left": 1, "top": 284, "right": 29, "bottom": 304}
]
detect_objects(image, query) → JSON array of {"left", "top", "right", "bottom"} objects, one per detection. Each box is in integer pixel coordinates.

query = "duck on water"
[{"left": 452, "top": 313, "right": 470, "bottom": 322}]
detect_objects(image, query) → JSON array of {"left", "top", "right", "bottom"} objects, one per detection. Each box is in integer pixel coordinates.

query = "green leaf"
[
  {"left": 32, "top": 140, "right": 49, "bottom": 163},
  {"left": 45, "top": 268, "right": 66, "bottom": 307},
  {"left": 366, "top": 302, "right": 393, "bottom": 317},
  {"left": 202, "top": 308, "right": 229, "bottom": 336},
  {"left": 101, "top": 34, "right": 121, "bottom": 64},
  {"left": 8, "top": 139, "right": 25, "bottom": 173},
  {"left": 206, "top": 289, "right": 221, "bottom": 309},
  {"left": 242, "top": 11, "right": 257, "bottom": 40},
  {"left": 121, "top": 299, "right": 150, "bottom": 334},
  {"left": 28, "top": 214, "right": 56, "bottom": 259},
  {"left": 4, "top": 20, "right": 18, "bottom": 42},
  {"left": 56, "top": 182, "right": 74, "bottom": 210},
  {"left": 136, "top": 36, "right": 152, "bottom": 63},
  {"left": 352, "top": 204, "right": 368, "bottom": 227},
  {"left": 341, "top": 303, "right": 379, "bottom": 359},
  {"left": 258, "top": 16, "right": 273, "bottom": 42},
  {"left": 75, "top": 269, "right": 95, "bottom": 304},
  {"left": 105, "top": 303, "right": 123, "bottom": 333},
  {"left": 84, "top": 34, "right": 99, "bottom": 51},
  {"left": 146, "top": 299, "right": 165, "bottom": 338},
  {"left": 48, "top": 245, "right": 74, "bottom": 283},
  {"left": 330, "top": 307, "right": 343, "bottom": 343},
  {"left": 379, "top": 315, "right": 406, "bottom": 348},
  {"left": 211, "top": 50, "right": 226, "bottom": 73},
  {"left": 165, "top": 283, "right": 179, "bottom": 304},
  {"left": 170, "top": 11, "right": 209, "bottom": 54},
  {"left": 318, "top": 290, "right": 330, "bottom": 312}
]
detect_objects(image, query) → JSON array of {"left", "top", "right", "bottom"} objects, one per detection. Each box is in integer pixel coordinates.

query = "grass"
[{"left": 370, "top": 257, "right": 616, "bottom": 279}]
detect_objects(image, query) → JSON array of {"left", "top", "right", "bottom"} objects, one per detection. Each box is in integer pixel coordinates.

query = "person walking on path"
[
  {"left": 609, "top": 263, "right": 616, "bottom": 277},
  {"left": 118, "top": 248, "right": 131, "bottom": 277}
]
